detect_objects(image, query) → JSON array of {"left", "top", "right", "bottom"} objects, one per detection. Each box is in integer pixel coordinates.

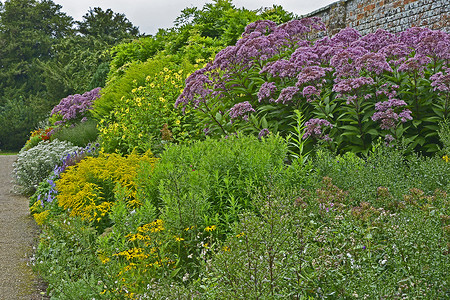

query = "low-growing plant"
[
  {"left": 137, "top": 134, "right": 287, "bottom": 227},
  {"left": 13, "top": 139, "right": 81, "bottom": 194},
  {"left": 33, "top": 215, "right": 104, "bottom": 299},
  {"left": 50, "top": 119, "right": 99, "bottom": 147},
  {"left": 29, "top": 143, "right": 101, "bottom": 224},
  {"left": 201, "top": 169, "right": 449, "bottom": 298}
]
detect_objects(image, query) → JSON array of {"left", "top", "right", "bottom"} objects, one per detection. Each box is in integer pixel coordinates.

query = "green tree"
[
  {"left": 77, "top": 7, "right": 140, "bottom": 44},
  {"left": 0, "top": 0, "right": 73, "bottom": 101}
]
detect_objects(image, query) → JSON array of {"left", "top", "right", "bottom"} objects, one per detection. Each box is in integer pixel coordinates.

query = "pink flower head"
[
  {"left": 302, "top": 118, "right": 333, "bottom": 140},
  {"left": 228, "top": 101, "right": 255, "bottom": 121}
]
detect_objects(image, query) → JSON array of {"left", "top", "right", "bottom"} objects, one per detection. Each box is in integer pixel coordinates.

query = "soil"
[{"left": 0, "top": 155, "right": 49, "bottom": 299}]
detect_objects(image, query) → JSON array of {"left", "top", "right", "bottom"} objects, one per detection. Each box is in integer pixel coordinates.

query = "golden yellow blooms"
[
  {"left": 56, "top": 152, "right": 157, "bottom": 223},
  {"left": 443, "top": 155, "right": 449, "bottom": 162},
  {"left": 204, "top": 225, "right": 217, "bottom": 232},
  {"left": 33, "top": 210, "right": 50, "bottom": 226}
]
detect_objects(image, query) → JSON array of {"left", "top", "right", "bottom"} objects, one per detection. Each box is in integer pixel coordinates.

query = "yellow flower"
[
  {"left": 174, "top": 236, "right": 185, "bottom": 242},
  {"left": 236, "top": 232, "right": 245, "bottom": 238},
  {"left": 205, "top": 225, "right": 217, "bottom": 232},
  {"left": 175, "top": 120, "right": 181, "bottom": 125},
  {"left": 159, "top": 97, "right": 166, "bottom": 103},
  {"left": 443, "top": 155, "right": 449, "bottom": 162},
  {"left": 164, "top": 67, "right": 169, "bottom": 72},
  {"left": 222, "top": 246, "right": 230, "bottom": 252}
]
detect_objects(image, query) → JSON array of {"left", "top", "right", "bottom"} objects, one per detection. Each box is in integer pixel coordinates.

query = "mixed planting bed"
[{"left": 12, "top": 4, "right": 450, "bottom": 299}]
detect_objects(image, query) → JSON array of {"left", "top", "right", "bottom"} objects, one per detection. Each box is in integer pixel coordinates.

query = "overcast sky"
[{"left": 54, "top": 0, "right": 337, "bottom": 35}]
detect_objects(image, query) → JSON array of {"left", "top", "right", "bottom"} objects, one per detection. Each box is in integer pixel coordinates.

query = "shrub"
[
  {"left": 49, "top": 87, "right": 101, "bottom": 127},
  {"left": 0, "top": 97, "right": 42, "bottom": 151},
  {"left": 92, "top": 56, "right": 178, "bottom": 120},
  {"left": 177, "top": 19, "right": 450, "bottom": 155},
  {"left": 202, "top": 165, "right": 450, "bottom": 298},
  {"left": 13, "top": 139, "right": 81, "bottom": 194},
  {"left": 98, "top": 60, "right": 203, "bottom": 154},
  {"left": 50, "top": 119, "right": 99, "bottom": 147},
  {"left": 138, "top": 134, "right": 287, "bottom": 227},
  {"left": 55, "top": 151, "right": 157, "bottom": 232}
]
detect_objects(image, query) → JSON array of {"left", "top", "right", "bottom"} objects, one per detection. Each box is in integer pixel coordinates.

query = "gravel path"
[{"left": 0, "top": 155, "right": 48, "bottom": 299}]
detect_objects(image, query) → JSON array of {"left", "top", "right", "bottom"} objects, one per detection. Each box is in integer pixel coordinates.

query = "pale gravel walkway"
[{"left": 0, "top": 155, "right": 48, "bottom": 299}]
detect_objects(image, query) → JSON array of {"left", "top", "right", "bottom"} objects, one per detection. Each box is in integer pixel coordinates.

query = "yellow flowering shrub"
[
  {"left": 98, "top": 60, "right": 204, "bottom": 154},
  {"left": 56, "top": 151, "right": 157, "bottom": 227}
]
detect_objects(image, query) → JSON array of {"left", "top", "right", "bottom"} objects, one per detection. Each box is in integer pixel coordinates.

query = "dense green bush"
[
  {"left": 0, "top": 98, "right": 42, "bottom": 151},
  {"left": 92, "top": 56, "right": 179, "bottom": 120},
  {"left": 137, "top": 134, "right": 287, "bottom": 225},
  {"left": 97, "top": 60, "right": 203, "bottom": 154}
]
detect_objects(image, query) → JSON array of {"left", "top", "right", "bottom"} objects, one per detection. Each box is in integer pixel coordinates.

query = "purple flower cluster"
[
  {"left": 176, "top": 67, "right": 214, "bottom": 110},
  {"left": 302, "top": 118, "right": 332, "bottom": 140},
  {"left": 296, "top": 66, "right": 330, "bottom": 86},
  {"left": 400, "top": 27, "right": 450, "bottom": 60},
  {"left": 371, "top": 99, "right": 412, "bottom": 130},
  {"left": 53, "top": 143, "right": 99, "bottom": 177},
  {"left": 430, "top": 68, "right": 450, "bottom": 92},
  {"left": 257, "top": 82, "right": 277, "bottom": 102},
  {"left": 397, "top": 54, "right": 432, "bottom": 75},
  {"left": 276, "top": 86, "right": 299, "bottom": 104},
  {"left": 51, "top": 87, "right": 101, "bottom": 126},
  {"left": 302, "top": 86, "right": 320, "bottom": 102},
  {"left": 228, "top": 101, "right": 255, "bottom": 121},
  {"left": 176, "top": 18, "right": 326, "bottom": 110},
  {"left": 258, "top": 128, "right": 270, "bottom": 139},
  {"left": 260, "top": 60, "right": 297, "bottom": 78},
  {"left": 332, "top": 77, "right": 375, "bottom": 94}
]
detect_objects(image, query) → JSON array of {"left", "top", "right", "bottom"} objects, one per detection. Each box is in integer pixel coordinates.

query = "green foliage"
[
  {"left": 93, "top": 56, "right": 178, "bottom": 119},
  {"left": 203, "top": 184, "right": 308, "bottom": 299},
  {"left": 50, "top": 119, "right": 99, "bottom": 147},
  {"left": 313, "top": 142, "right": 450, "bottom": 205},
  {"left": 33, "top": 215, "right": 104, "bottom": 299},
  {"left": 438, "top": 119, "right": 450, "bottom": 155},
  {"left": 98, "top": 60, "right": 203, "bottom": 154},
  {"left": 138, "top": 134, "right": 287, "bottom": 227},
  {"left": 201, "top": 153, "right": 450, "bottom": 298},
  {"left": 0, "top": 97, "right": 42, "bottom": 151},
  {"left": 0, "top": 0, "right": 73, "bottom": 100},
  {"left": 105, "top": 0, "right": 295, "bottom": 79},
  {"left": 77, "top": 7, "right": 139, "bottom": 43}
]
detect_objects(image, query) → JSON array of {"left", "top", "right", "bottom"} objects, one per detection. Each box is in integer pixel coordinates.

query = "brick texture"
[{"left": 304, "top": 0, "right": 449, "bottom": 36}]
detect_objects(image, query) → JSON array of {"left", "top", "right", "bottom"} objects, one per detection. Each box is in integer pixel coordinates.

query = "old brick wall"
[{"left": 304, "top": 0, "right": 449, "bottom": 36}]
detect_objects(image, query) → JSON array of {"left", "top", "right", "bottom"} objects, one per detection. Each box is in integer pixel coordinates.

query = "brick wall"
[{"left": 304, "top": 0, "right": 449, "bottom": 36}]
